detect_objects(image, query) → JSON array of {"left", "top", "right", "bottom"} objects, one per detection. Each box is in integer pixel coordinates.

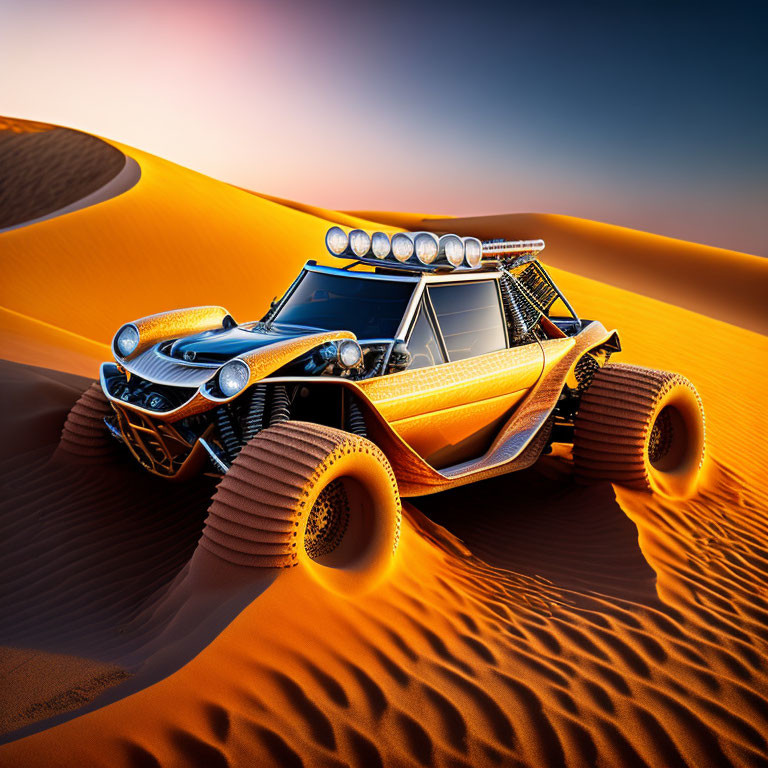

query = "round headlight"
[
  {"left": 218, "top": 359, "right": 250, "bottom": 397},
  {"left": 391, "top": 233, "right": 414, "bottom": 262},
  {"left": 115, "top": 324, "right": 140, "bottom": 357},
  {"left": 463, "top": 237, "right": 483, "bottom": 268},
  {"left": 440, "top": 234, "right": 465, "bottom": 267},
  {"left": 326, "top": 226, "right": 349, "bottom": 256},
  {"left": 414, "top": 233, "right": 439, "bottom": 265},
  {"left": 371, "top": 231, "right": 391, "bottom": 259},
  {"left": 348, "top": 229, "right": 371, "bottom": 257},
  {"left": 338, "top": 340, "right": 363, "bottom": 369}
]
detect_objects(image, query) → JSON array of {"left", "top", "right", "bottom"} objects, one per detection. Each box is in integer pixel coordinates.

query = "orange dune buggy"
[{"left": 60, "top": 228, "right": 705, "bottom": 586}]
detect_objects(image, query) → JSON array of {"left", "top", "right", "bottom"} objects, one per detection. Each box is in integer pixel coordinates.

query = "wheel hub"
[
  {"left": 305, "top": 479, "right": 350, "bottom": 560},
  {"left": 648, "top": 408, "right": 674, "bottom": 464}
]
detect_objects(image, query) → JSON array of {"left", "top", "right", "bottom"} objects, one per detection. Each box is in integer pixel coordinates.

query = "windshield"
[{"left": 272, "top": 270, "right": 416, "bottom": 339}]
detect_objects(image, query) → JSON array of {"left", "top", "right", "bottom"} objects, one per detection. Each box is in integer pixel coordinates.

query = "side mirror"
[{"left": 388, "top": 340, "right": 412, "bottom": 373}]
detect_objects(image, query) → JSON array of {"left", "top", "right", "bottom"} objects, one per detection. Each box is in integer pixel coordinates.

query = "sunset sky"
[{"left": 1, "top": 0, "right": 766, "bottom": 254}]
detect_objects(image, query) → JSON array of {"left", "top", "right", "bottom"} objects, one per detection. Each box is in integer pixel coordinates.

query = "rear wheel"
[
  {"left": 573, "top": 363, "right": 705, "bottom": 498},
  {"left": 200, "top": 421, "right": 402, "bottom": 593},
  {"left": 55, "top": 383, "right": 115, "bottom": 463}
]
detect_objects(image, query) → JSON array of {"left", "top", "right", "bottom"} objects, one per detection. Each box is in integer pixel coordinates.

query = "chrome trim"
[
  {"left": 199, "top": 437, "right": 230, "bottom": 473},
  {"left": 100, "top": 363, "right": 202, "bottom": 418},
  {"left": 394, "top": 275, "right": 427, "bottom": 341},
  {"left": 155, "top": 343, "right": 221, "bottom": 368},
  {"left": 305, "top": 262, "right": 421, "bottom": 282},
  {"left": 420, "top": 270, "right": 502, "bottom": 284},
  {"left": 121, "top": 344, "right": 219, "bottom": 387},
  {"left": 103, "top": 416, "right": 124, "bottom": 443},
  {"left": 261, "top": 269, "right": 306, "bottom": 323}
]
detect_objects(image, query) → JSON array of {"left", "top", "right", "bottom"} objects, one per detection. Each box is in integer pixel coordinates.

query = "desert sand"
[{"left": 1, "top": 117, "right": 767, "bottom": 767}]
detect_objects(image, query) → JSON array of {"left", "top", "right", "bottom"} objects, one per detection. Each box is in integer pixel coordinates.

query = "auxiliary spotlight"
[
  {"left": 348, "top": 229, "right": 372, "bottom": 257},
  {"left": 371, "top": 231, "right": 391, "bottom": 259},
  {"left": 462, "top": 237, "right": 483, "bottom": 268},
  {"left": 325, "top": 226, "right": 349, "bottom": 256},
  {"left": 439, "top": 234, "right": 465, "bottom": 267},
  {"left": 391, "top": 233, "right": 415, "bottom": 262}
]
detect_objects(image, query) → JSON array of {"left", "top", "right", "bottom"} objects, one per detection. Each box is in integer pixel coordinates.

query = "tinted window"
[
  {"left": 428, "top": 281, "right": 506, "bottom": 361},
  {"left": 406, "top": 303, "right": 446, "bottom": 370},
  {"left": 274, "top": 271, "right": 415, "bottom": 339}
]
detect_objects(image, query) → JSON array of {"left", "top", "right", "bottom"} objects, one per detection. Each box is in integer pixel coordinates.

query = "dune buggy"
[{"left": 59, "top": 228, "right": 705, "bottom": 587}]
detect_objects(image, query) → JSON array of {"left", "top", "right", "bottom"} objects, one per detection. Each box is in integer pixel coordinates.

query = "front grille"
[
  {"left": 103, "top": 367, "right": 196, "bottom": 413},
  {"left": 122, "top": 345, "right": 219, "bottom": 388}
]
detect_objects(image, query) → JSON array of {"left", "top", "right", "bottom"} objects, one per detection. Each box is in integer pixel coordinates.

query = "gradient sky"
[{"left": 1, "top": 0, "right": 766, "bottom": 254}]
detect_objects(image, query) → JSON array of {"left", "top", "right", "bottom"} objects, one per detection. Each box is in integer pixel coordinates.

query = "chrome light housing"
[
  {"left": 348, "top": 229, "right": 372, "bottom": 257},
  {"left": 414, "top": 232, "right": 439, "bottom": 265},
  {"left": 115, "top": 324, "right": 140, "bottom": 357},
  {"left": 218, "top": 359, "right": 250, "bottom": 397},
  {"left": 439, "top": 234, "right": 465, "bottom": 267},
  {"left": 391, "top": 233, "right": 415, "bottom": 262},
  {"left": 325, "top": 226, "right": 349, "bottom": 256},
  {"left": 337, "top": 339, "right": 363, "bottom": 368},
  {"left": 371, "top": 231, "right": 391, "bottom": 259},
  {"left": 463, "top": 237, "right": 483, "bottom": 268}
]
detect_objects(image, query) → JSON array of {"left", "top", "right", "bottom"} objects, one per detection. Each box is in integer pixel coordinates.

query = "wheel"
[
  {"left": 573, "top": 363, "right": 705, "bottom": 498},
  {"left": 200, "top": 421, "right": 402, "bottom": 593},
  {"left": 55, "top": 382, "right": 116, "bottom": 463}
]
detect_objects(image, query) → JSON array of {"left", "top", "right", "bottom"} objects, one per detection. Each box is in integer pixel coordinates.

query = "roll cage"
[{"left": 266, "top": 260, "right": 581, "bottom": 375}]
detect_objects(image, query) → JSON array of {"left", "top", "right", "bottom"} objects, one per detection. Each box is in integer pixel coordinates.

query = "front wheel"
[
  {"left": 200, "top": 421, "right": 402, "bottom": 593},
  {"left": 573, "top": 363, "right": 705, "bottom": 498}
]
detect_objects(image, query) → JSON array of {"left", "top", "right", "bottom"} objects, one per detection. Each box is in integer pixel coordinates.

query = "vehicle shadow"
[{"left": 412, "top": 459, "right": 662, "bottom": 608}]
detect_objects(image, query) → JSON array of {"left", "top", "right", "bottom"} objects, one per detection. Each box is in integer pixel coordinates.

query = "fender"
[{"left": 114, "top": 306, "right": 230, "bottom": 361}]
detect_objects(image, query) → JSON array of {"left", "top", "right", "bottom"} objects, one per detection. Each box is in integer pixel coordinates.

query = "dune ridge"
[
  {"left": 0, "top": 119, "right": 767, "bottom": 767},
  {"left": 0, "top": 118, "right": 127, "bottom": 230}
]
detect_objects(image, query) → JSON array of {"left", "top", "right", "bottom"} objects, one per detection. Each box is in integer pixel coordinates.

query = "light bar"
[
  {"left": 481, "top": 238, "right": 546, "bottom": 257},
  {"left": 324, "top": 227, "right": 491, "bottom": 272}
]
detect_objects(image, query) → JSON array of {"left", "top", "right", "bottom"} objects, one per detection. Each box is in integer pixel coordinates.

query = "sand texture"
[
  {"left": 0, "top": 120, "right": 126, "bottom": 229},
  {"left": 0, "top": 118, "right": 766, "bottom": 767}
]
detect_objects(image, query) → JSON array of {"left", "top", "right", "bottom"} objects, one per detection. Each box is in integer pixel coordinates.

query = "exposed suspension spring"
[
  {"left": 499, "top": 270, "right": 538, "bottom": 342},
  {"left": 242, "top": 383, "right": 267, "bottom": 442},
  {"left": 269, "top": 384, "right": 291, "bottom": 426},
  {"left": 345, "top": 396, "right": 367, "bottom": 437},
  {"left": 216, "top": 405, "right": 241, "bottom": 461}
]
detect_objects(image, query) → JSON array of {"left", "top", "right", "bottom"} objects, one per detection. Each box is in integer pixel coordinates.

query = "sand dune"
[
  {"left": 0, "top": 118, "right": 128, "bottom": 230},
  {"left": 346, "top": 210, "right": 768, "bottom": 334},
  {"left": 1, "top": 120, "right": 767, "bottom": 767},
  {"left": 0, "top": 307, "right": 108, "bottom": 378}
]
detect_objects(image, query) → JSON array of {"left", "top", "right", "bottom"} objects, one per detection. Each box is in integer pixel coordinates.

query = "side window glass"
[
  {"left": 406, "top": 303, "right": 446, "bottom": 370},
  {"left": 428, "top": 281, "right": 506, "bottom": 361}
]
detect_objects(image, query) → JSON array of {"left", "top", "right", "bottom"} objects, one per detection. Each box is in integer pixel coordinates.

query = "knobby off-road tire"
[
  {"left": 200, "top": 421, "right": 402, "bottom": 593},
  {"left": 55, "top": 382, "right": 115, "bottom": 463},
  {"left": 574, "top": 363, "right": 705, "bottom": 498}
]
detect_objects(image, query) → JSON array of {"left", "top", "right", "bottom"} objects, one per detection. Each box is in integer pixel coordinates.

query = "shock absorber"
[
  {"left": 499, "top": 269, "right": 530, "bottom": 343},
  {"left": 242, "top": 383, "right": 267, "bottom": 442},
  {"left": 216, "top": 405, "right": 241, "bottom": 461},
  {"left": 268, "top": 385, "right": 291, "bottom": 426},
  {"left": 345, "top": 396, "right": 367, "bottom": 438}
]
